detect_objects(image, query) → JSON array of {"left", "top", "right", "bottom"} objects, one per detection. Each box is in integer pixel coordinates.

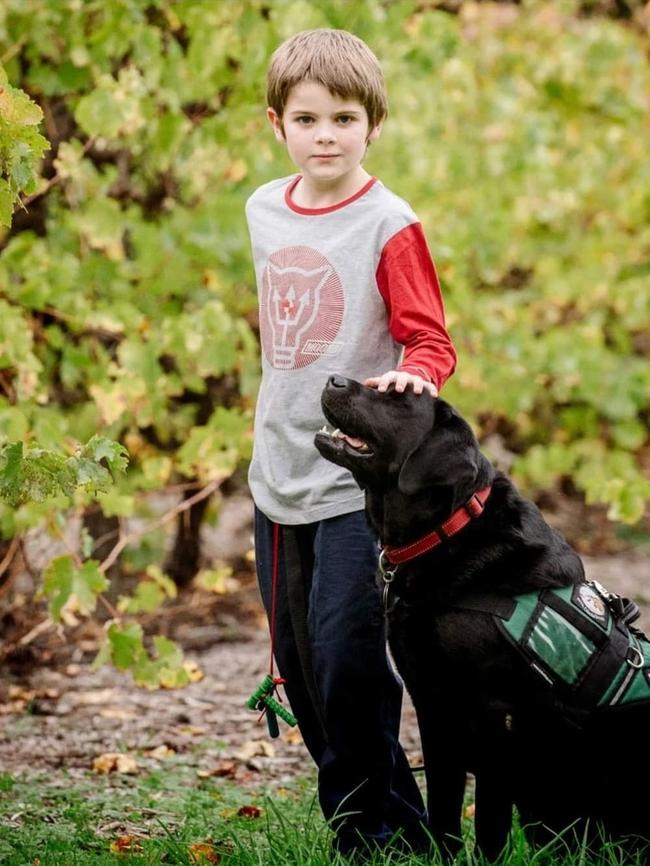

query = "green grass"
[{"left": 0, "top": 767, "right": 644, "bottom": 866}]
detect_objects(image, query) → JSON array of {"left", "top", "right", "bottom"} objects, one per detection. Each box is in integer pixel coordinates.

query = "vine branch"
[{"left": 99, "top": 478, "right": 221, "bottom": 575}]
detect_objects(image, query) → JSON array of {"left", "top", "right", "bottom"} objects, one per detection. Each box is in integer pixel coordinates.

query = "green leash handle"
[
  {"left": 262, "top": 694, "right": 296, "bottom": 726},
  {"left": 246, "top": 675, "right": 297, "bottom": 736},
  {"left": 246, "top": 674, "right": 275, "bottom": 711}
]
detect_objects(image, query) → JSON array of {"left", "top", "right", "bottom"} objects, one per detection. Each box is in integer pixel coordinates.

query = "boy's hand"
[{"left": 364, "top": 370, "right": 438, "bottom": 397}]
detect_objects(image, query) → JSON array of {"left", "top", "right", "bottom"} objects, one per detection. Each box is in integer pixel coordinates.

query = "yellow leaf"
[
  {"left": 146, "top": 745, "right": 176, "bottom": 759},
  {"left": 195, "top": 566, "right": 238, "bottom": 595},
  {"left": 184, "top": 660, "right": 204, "bottom": 682},
  {"left": 89, "top": 383, "right": 129, "bottom": 425},
  {"left": 282, "top": 727, "right": 303, "bottom": 745},
  {"left": 188, "top": 842, "right": 220, "bottom": 864},
  {"left": 177, "top": 724, "right": 208, "bottom": 737},
  {"left": 93, "top": 752, "right": 139, "bottom": 775},
  {"left": 98, "top": 707, "right": 136, "bottom": 720},
  {"left": 236, "top": 740, "right": 275, "bottom": 762}
]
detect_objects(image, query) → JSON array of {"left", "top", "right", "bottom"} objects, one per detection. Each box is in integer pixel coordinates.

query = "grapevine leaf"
[
  {"left": 82, "top": 436, "right": 130, "bottom": 477},
  {"left": 43, "top": 556, "right": 108, "bottom": 621}
]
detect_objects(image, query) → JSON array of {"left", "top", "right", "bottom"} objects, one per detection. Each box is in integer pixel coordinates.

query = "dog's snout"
[{"left": 328, "top": 375, "right": 349, "bottom": 389}]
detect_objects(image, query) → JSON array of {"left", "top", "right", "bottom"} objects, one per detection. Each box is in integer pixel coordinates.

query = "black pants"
[{"left": 254, "top": 506, "right": 427, "bottom": 853}]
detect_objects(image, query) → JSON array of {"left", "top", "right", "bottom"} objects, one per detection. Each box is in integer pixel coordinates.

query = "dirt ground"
[{"left": 0, "top": 548, "right": 647, "bottom": 783}]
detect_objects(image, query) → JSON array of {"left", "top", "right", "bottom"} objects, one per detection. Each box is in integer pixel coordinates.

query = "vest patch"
[{"left": 573, "top": 584, "right": 608, "bottom": 626}]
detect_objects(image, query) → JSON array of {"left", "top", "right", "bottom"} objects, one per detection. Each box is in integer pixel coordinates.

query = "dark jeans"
[{"left": 254, "top": 506, "right": 427, "bottom": 854}]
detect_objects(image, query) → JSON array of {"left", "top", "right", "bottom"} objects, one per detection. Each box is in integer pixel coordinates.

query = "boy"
[{"left": 246, "top": 29, "right": 456, "bottom": 855}]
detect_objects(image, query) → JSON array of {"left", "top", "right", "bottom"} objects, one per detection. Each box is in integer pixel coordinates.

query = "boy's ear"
[
  {"left": 367, "top": 121, "right": 383, "bottom": 144},
  {"left": 267, "top": 107, "right": 285, "bottom": 143}
]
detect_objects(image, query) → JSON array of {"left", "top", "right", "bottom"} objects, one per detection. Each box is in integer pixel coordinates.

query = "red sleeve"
[{"left": 375, "top": 222, "right": 457, "bottom": 390}]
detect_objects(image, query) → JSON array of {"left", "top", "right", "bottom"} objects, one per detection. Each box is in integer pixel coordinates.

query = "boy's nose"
[{"left": 314, "top": 125, "right": 336, "bottom": 143}]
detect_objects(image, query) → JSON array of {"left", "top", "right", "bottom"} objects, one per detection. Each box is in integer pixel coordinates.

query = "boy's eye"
[
  {"left": 337, "top": 115, "right": 354, "bottom": 124},
  {"left": 296, "top": 116, "right": 314, "bottom": 125}
]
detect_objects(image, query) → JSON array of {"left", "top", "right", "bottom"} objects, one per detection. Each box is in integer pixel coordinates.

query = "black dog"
[{"left": 315, "top": 375, "right": 650, "bottom": 862}]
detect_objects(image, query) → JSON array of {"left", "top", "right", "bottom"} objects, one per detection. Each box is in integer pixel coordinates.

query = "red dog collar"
[{"left": 382, "top": 486, "right": 492, "bottom": 566}]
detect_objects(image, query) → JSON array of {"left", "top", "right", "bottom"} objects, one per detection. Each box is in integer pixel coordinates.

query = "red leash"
[
  {"left": 269, "top": 522, "right": 282, "bottom": 680},
  {"left": 263, "top": 522, "right": 286, "bottom": 704},
  {"left": 246, "top": 521, "right": 297, "bottom": 736}
]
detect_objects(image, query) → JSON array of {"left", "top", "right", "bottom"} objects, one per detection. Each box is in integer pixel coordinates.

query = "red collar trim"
[
  {"left": 383, "top": 486, "right": 492, "bottom": 566},
  {"left": 285, "top": 175, "right": 377, "bottom": 215}
]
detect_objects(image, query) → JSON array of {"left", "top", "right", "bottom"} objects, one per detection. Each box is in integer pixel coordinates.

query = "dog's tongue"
[{"left": 341, "top": 434, "right": 366, "bottom": 449}]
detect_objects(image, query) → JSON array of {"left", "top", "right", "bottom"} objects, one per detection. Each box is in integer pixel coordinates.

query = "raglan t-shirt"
[{"left": 245, "top": 173, "right": 456, "bottom": 525}]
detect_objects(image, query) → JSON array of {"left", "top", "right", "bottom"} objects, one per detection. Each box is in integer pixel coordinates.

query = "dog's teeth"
[{"left": 332, "top": 428, "right": 341, "bottom": 438}]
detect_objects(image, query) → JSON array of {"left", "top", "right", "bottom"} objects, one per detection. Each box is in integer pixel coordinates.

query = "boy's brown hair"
[{"left": 267, "top": 29, "right": 388, "bottom": 130}]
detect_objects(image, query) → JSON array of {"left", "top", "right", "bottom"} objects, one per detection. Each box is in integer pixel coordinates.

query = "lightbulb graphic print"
[{"left": 260, "top": 246, "right": 345, "bottom": 370}]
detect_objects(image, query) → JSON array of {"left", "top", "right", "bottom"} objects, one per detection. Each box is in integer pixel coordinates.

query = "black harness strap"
[{"left": 576, "top": 625, "right": 633, "bottom": 706}]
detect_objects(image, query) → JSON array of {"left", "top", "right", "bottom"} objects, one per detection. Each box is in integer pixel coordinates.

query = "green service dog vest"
[{"left": 464, "top": 582, "right": 650, "bottom": 710}]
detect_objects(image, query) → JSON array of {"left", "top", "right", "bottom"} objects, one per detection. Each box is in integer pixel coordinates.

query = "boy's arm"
[{"left": 368, "top": 222, "right": 457, "bottom": 395}]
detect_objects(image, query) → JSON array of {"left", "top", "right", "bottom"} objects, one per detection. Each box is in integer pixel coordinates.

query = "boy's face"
[{"left": 267, "top": 81, "right": 382, "bottom": 192}]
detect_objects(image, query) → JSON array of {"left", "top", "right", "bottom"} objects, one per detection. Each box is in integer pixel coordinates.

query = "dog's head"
[{"left": 314, "top": 376, "right": 494, "bottom": 539}]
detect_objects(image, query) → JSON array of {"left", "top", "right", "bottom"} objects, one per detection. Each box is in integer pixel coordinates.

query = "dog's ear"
[{"left": 397, "top": 403, "right": 480, "bottom": 500}]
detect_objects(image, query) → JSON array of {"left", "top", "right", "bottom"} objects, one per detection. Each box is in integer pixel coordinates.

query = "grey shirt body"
[{"left": 246, "top": 174, "right": 419, "bottom": 525}]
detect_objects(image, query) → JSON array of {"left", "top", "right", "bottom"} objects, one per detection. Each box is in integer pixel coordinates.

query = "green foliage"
[
  {"left": 0, "top": 0, "right": 644, "bottom": 529},
  {"left": 373, "top": 0, "right": 650, "bottom": 523},
  {"left": 0, "top": 0, "right": 647, "bottom": 685},
  {"left": 43, "top": 555, "right": 108, "bottom": 621},
  {"left": 0, "top": 435, "right": 128, "bottom": 506},
  {"left": 0, "top": 66, "right": 50, "bottom": 226},
  {"left": 92, "top": 622, "right": 196, "bottom": 690}
]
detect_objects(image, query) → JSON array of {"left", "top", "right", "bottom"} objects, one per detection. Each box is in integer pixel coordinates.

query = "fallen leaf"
[
  {"left": 93, "top": 752, "right": 139, "bottom": 775},
  {"left": 99, "top": 708, "right": 136, "bottom": 720},
  {"left": 282, "top": 727, "right": 303, "bottom": 745},
  {"left": 237, "top": 805, "right": 262, "bottom": 819},
  {"left": 188, "top": 841, "right": 220, "bottom": 864},
  {"left": 47, "top": 689, "right": 61, "bottom": 700},
  {"left": 110, "top": 834, "right": 143, "bottom": 853},
  {"left": 146, "top": 745, "right": 176, "bottom": 759},
  {"left": 235, "top": 740, "right": 275, "bottom": 762},
  {"left": 197, "top": 759, "right": 238, "bottom": 780},
  {"left": 183, "top": 660, "right": 205, "bottom": 683},
  {"left": 0, "top": 702, "right": 26, "bottom": 715},
  {"left": 8, "top": 686, "right": 36, "bottom": 702},
  {"left": 76, "top": 688, "right": 120, "bottom": 705},
  {"left": 177, "top": 725, "right": 208, "bottom": 737}
]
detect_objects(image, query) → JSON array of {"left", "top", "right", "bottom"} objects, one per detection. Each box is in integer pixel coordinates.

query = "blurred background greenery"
[{"left": 0, "top": 0, "right": 648, "bottom": 675}]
